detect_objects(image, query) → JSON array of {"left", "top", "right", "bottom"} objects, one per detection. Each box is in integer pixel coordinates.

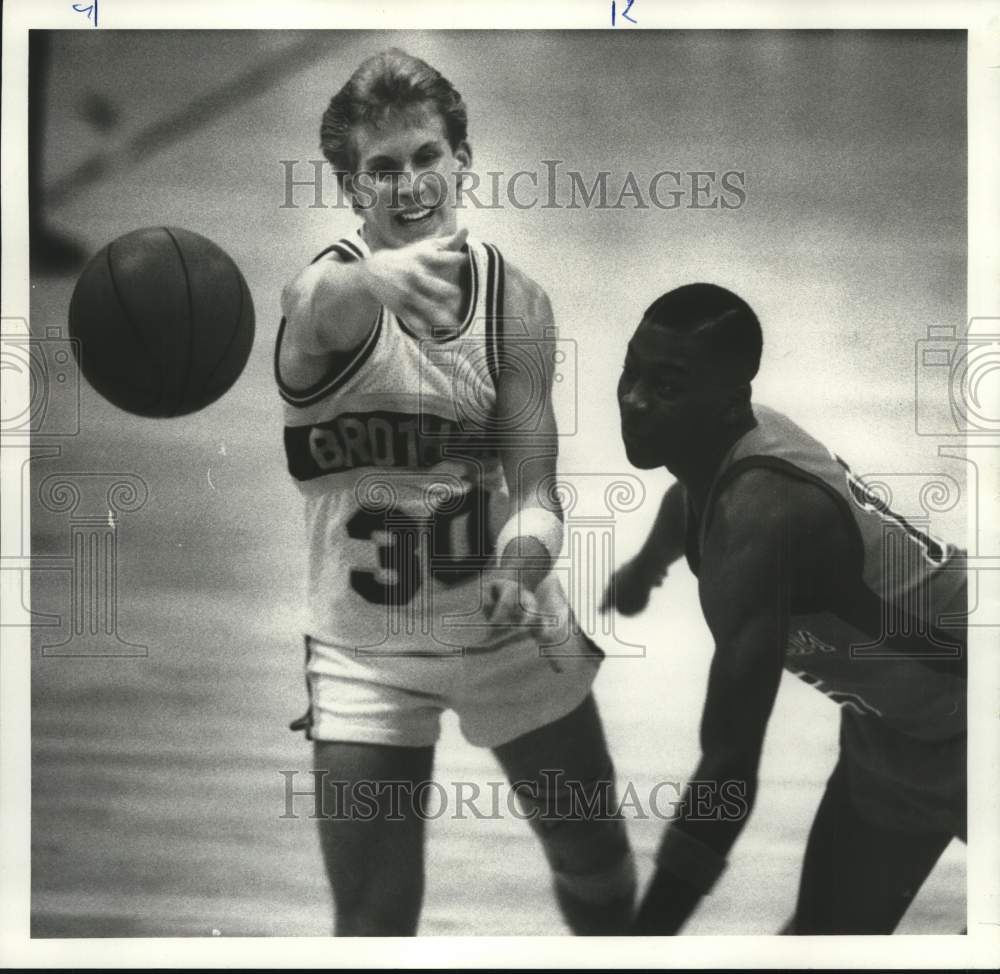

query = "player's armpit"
[{"left": 280, "top": 257, "right": 381, "bottom": 357}]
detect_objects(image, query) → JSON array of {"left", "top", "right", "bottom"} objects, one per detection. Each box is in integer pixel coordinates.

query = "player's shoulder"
[
  {"left": 280, "top": 244, "right": 374, "bottom": 358},
  {"left": 710, "top": 464, "right": 842, "bottom": 548},
  {"left": 496, "top": 256, "right": 553, "bottom": 330},
  {"left": 281, "top": 248, "right": 348, "bottom": 313}
]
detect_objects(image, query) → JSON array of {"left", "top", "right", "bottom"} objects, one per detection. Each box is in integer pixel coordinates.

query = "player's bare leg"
[
  {"left": 788, "top": 757, "right": 955, "bottom": 934},
  {"left": 313, "top": 740, "right": 434, "bottom": 936},
  {"left": 492, "top": 694, "right": 636, "bottom": 935}
]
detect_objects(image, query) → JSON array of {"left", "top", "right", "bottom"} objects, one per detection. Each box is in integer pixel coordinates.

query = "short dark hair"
[
  {"left": 320, "top": 49, "right": 468, "bottom": 184},
  {"left": 642, "top": 283, "right": 762, "bottom": 384}
]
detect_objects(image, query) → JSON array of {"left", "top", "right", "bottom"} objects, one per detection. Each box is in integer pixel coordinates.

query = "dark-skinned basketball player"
[
  {"left": 277, "top": 50, "right": 634, "bottom": 936},
  {"left": 602, "top": 283, "right": 967, "bottom": 935}
]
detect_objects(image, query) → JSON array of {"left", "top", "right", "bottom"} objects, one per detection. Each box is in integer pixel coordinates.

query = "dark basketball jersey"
[{"left": 686, "top": 406, "right": 966, "bottom": 741}]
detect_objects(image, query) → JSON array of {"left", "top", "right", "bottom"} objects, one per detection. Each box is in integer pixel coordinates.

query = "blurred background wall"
[{"left": 27, "top": 30, "right": 967, "bottom": 937}]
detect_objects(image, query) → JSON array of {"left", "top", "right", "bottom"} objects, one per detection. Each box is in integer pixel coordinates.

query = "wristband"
[
  {"left": 494, "top": 506, "right": 564, "bottom": 564},
  {"left": 655, "top": 825, "right": 728, "bottom": 895}
]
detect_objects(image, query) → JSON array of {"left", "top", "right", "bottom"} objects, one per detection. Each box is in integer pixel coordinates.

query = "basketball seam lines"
[
  {"left": 163, "top": 227, "right": 197, "bottom": 418},
  {"left": 105, "top": 239, "right": 165, "bottom": 412}
]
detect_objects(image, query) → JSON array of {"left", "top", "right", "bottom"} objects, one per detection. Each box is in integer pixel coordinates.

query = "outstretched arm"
[
  {"left": 633, "top": 469, "right": 811, "bottom": 934},
  {"left": 637, "top": 482, "right": 686, "bottom": 571},
  {"left": 281, "top": 229, "right": 468, "bottom": 358},
  {"left": 601, "top": 482, "right": 686, "bottom": 616}
]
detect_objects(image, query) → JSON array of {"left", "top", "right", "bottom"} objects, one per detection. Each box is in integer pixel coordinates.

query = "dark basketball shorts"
[{"left": 839, "top": 708, "right": 966, "bottom": 838}]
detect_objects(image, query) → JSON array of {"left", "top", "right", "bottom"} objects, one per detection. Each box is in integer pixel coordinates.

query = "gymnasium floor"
[{"left": 28, "top": 30, "right": 966, "bottom": 936}]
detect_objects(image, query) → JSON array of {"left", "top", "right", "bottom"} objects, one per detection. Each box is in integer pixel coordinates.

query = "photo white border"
[{"left": 2, "top": 0, "right": 997, "bottom": 967}]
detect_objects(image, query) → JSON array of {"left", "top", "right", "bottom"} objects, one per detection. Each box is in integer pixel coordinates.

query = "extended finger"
[
  {"left": 436, "top": 226, "right": 469, "bottom": 251},
  {"left": 411, "top": 274, "right": 460, "bottom": 302},
  {"left": 421, "top": 250, "right": 468, "bottom": 276}
]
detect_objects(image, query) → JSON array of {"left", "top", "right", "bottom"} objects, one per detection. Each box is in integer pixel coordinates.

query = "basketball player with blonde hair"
[{"left": 277, "top": 49, "right": 635, "bottom": 936}]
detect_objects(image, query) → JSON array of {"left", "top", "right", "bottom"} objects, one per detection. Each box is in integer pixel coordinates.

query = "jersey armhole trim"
[
  {"left": 484, "top": 242, "right": 505, "bottom": 392},
  {"left": 275, "top": 238, "right": 382, "bottom": 407},
  {"left": 311, "top": 240, "right": 365, "bottom": 265},
  {"left": 276, "top": 307, "right": 384, "bottom": 407}
]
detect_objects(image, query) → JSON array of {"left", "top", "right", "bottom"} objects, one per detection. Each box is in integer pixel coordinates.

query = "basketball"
[{"left": 68, "top": 227, "right": 255, "bottom": 417}]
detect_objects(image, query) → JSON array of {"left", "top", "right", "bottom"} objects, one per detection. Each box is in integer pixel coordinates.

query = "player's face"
[
  {"left": 350, "top": 104, "right": 470, "bottom": 251},
  {"left": 617, "top": 319, "right": 730, "bottom": 469}
]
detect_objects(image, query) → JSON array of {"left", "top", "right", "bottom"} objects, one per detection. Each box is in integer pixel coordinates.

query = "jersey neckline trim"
[{"left": 395, "top": 243, "right": 479, "bottom": 344}]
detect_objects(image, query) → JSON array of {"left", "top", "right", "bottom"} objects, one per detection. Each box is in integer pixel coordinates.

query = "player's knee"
[
  {"left": 520, "top": 787, "right": 635, "bottom": 907},
  {"left": 512, "top": 758, "right": 635, "bottom": 906},
  {"left": 545, "top": 815, "right": 636, "bottom": 906}
]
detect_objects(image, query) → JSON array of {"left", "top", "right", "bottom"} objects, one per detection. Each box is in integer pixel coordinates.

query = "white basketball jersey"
[
  {"left": 687, "top": 405, "right": 966, "bottom": 740},
  {"left": 277, "top": 231, "right": 514, "bottom": 655}
]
